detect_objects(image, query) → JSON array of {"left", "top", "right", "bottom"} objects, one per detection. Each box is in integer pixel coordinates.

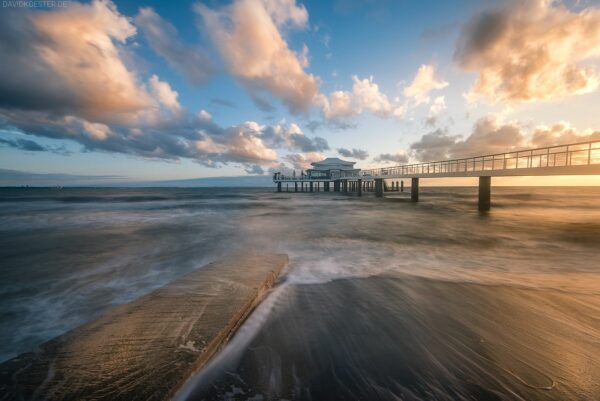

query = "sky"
[{"left": 1, "top": 0, "right": 600, "bottom": 185}]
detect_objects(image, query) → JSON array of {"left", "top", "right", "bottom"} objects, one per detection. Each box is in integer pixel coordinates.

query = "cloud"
[
  {"left": 410, "top": 115, "right": 600, "bottom": 163},
  {"left": 195, "top": 0, "right": 318, "bottom": 114},
  {"left": 305, "top": 119, "right": 357, "bottom": 132},
  {"left": 0, "top": 1, "right": 317, "bottom": 172},
  {"left": 373, "top": 152, "right": 409, "bottom": 164},
  {"left": 410, "top": 118, "right": 526, "bottom": 161},
  {"left": 455, "top": 0, "right": 600, "bottom": 103},
  {"left": 283, "top": 152, "right": 324, "bottom": 170},
  {"left": 451, "top": 117, "right": 526, "bottom": 157},
  {"left": 0, "top": 137, "right": 67, "bottom": 155},
  {"left": 317, "top": 76, "right": 404, "bottom": 120},
  {"left": 429, "top": 96, "right": 446, "bottom": 115},
  {"left": 135, "top": 7, "right": 215, "bottom": 85},
  {"left": 31, "top": 0, "right": 153, "bottom": 123},
  {"left": 250, "top": 93, "right": 276, "bottom": 113},
  {"left": 0, "top": 0, "right": 151, "bottom": 123},
  {"left": 210, "top": 98, "right": 237, "bottom": 108},
  {"left": 0, "top": 106, "right": 319, "bottom": 170},
  {"left": 148, "top": 75, "right": 181, "bottom": 112},
  {"left": 261, "top": 123, "right": 329, "bottom": 152},
  {"left": 262, "top": 0, "right": 308, "bottom": 27},
  {"left": 531, "top": 122, "right": 600, "bottom": 147},
  {"left": 244, "top": 164, "right": 266, "bottom": 175},
  {"left": 193, "top": 121, "right": 279, "bottom": 165},
  {"left": 337, "top": 147, "right": 369, "bottom": 160},
  {"left": 403, "top": 64, "right": 448, "bottom": 105},
  {"left": 410, "top": 128, "right": 461, "bottom": 161},
  {"left": 0, "top": 137, "right": 45, "bottom": 152}
]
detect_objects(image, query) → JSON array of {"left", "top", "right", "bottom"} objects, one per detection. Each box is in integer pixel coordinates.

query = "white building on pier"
[{"left": 307, "top": 158, "right": 360, "bottom": 180}]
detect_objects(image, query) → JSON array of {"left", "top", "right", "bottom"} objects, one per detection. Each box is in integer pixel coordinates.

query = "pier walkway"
[{"left": 273, "top": 140, "right": 600, "bottom": 210}]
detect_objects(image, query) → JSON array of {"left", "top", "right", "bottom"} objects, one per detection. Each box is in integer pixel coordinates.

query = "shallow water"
[{"left": 1, "top": 186, "right": 599, "bottom": 400}]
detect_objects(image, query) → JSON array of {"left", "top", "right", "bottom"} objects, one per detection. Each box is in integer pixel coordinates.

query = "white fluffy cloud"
[
  {"left": 455, "top": 0, "right": 600, "bottom": 103},
  {"left": 194, "top": 121, "right": 278, "bottom": 165},
  {"left": 148, "top": 75, "right": 181, "bottom": 112},
  {"left": 403, "top": 64, "right": 448, "bottom": 105},
  {"left": 429, "top": 96, "right": 446, "bottom": 115},
  {"left": 317, "top": 76, "right": 404, "bottom": 120},
  {"left": 30, "top": 0, "right": 152, "bottom": 123},
  {"left": 261, "top": 0, "right": 308, "bottom": 27},
  {"left": 195, "top": 0, "right": 318, "bottom": 114}
]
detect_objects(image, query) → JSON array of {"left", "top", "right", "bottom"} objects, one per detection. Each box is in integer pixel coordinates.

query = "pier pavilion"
[
  {"left": 307, "top": 158, "right": 360, "bottom": 180},
  {"left": 272, "top": 157, "right": 375, "bottom": 195},
  {"left": 273, "top": 140, "right": 600, "bottom": 211}
]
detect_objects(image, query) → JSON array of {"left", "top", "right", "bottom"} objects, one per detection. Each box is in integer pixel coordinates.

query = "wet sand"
[{"left": 189, "top": 274, "right": 600, "bottom": 401}]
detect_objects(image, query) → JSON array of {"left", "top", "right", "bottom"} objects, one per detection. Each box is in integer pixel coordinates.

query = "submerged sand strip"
[{"left": 0, "top": 253, "right": 288, "bottom": 401}]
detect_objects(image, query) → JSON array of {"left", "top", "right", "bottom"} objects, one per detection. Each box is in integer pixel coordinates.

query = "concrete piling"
[
  {"left": 375, "top": 178, "right": 384, "bottom": 198},
  {"left": 478, "top": 176, "right": 491, "bottom": 211},
  {"left": 411, "top": 177, "right": 419, "bottom": 202},
  {"left": 358, "top": 179, "right": 362, "bottom": 196}
]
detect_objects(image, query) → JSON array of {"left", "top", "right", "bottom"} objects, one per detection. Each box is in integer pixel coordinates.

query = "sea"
[{"left": 0, "top": 186, "right": 599, "bottom": 401}]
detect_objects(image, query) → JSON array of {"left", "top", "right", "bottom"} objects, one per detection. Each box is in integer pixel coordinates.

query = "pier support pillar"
[
  {"left": 334, "top": 180, "right": 340, "bottom": 192},
  {"left": 325, "top": 182, "right": 330, "bottom": 192},
  {"left": 401, "top": 180, "right": 404, "bottom": 192},
  {"left": 310, "top": 181, "right": 314, "bottom": 192},
  {"left": 358, "top": 179, "right": 362, "bottom": 196},
  {"left": 294, "top": 182, "right": 298, "bottom": 192},
  {"left": 375, "top": 178, "right": 384, "bottom": 198},
  {"left": 411, "top": 178, "right": 419, "bottom": 202},
  {"left": 478, "top": 176, "right": 491, "bottom": 211},
  {"left": 343, "top": 180, "right": 348, "bottom": 193},
  {"left": 277, "top": 182, "right": 282, "bottom": 192}
]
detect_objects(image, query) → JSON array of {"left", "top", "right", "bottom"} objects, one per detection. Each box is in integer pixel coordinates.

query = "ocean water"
[{"left": 0, "top": 186, "right": 599, "bottom": 400}]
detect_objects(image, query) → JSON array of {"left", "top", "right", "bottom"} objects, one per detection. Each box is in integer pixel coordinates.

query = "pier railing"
[{"left": 360, "top": 140, "right": 600, "bottom": 178}]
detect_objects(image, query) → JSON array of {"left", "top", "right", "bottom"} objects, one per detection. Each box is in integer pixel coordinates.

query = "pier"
[{"left": 273, "top": 140, "right": 600, "bottom": 211}]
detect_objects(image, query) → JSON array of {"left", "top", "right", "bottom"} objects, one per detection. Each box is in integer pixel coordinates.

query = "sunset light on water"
[{"left": 1, "top": 1, "right": 599, "bottom": 400}]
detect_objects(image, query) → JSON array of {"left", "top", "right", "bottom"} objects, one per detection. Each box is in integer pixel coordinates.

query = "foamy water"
[{"left": 1, "top": 187, "right": 599, "bottom": 400}]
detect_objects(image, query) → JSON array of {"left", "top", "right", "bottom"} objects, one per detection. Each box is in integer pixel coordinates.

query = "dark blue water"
[{"left": 1, "top": 187, "right": 599, "bottom": 400}]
